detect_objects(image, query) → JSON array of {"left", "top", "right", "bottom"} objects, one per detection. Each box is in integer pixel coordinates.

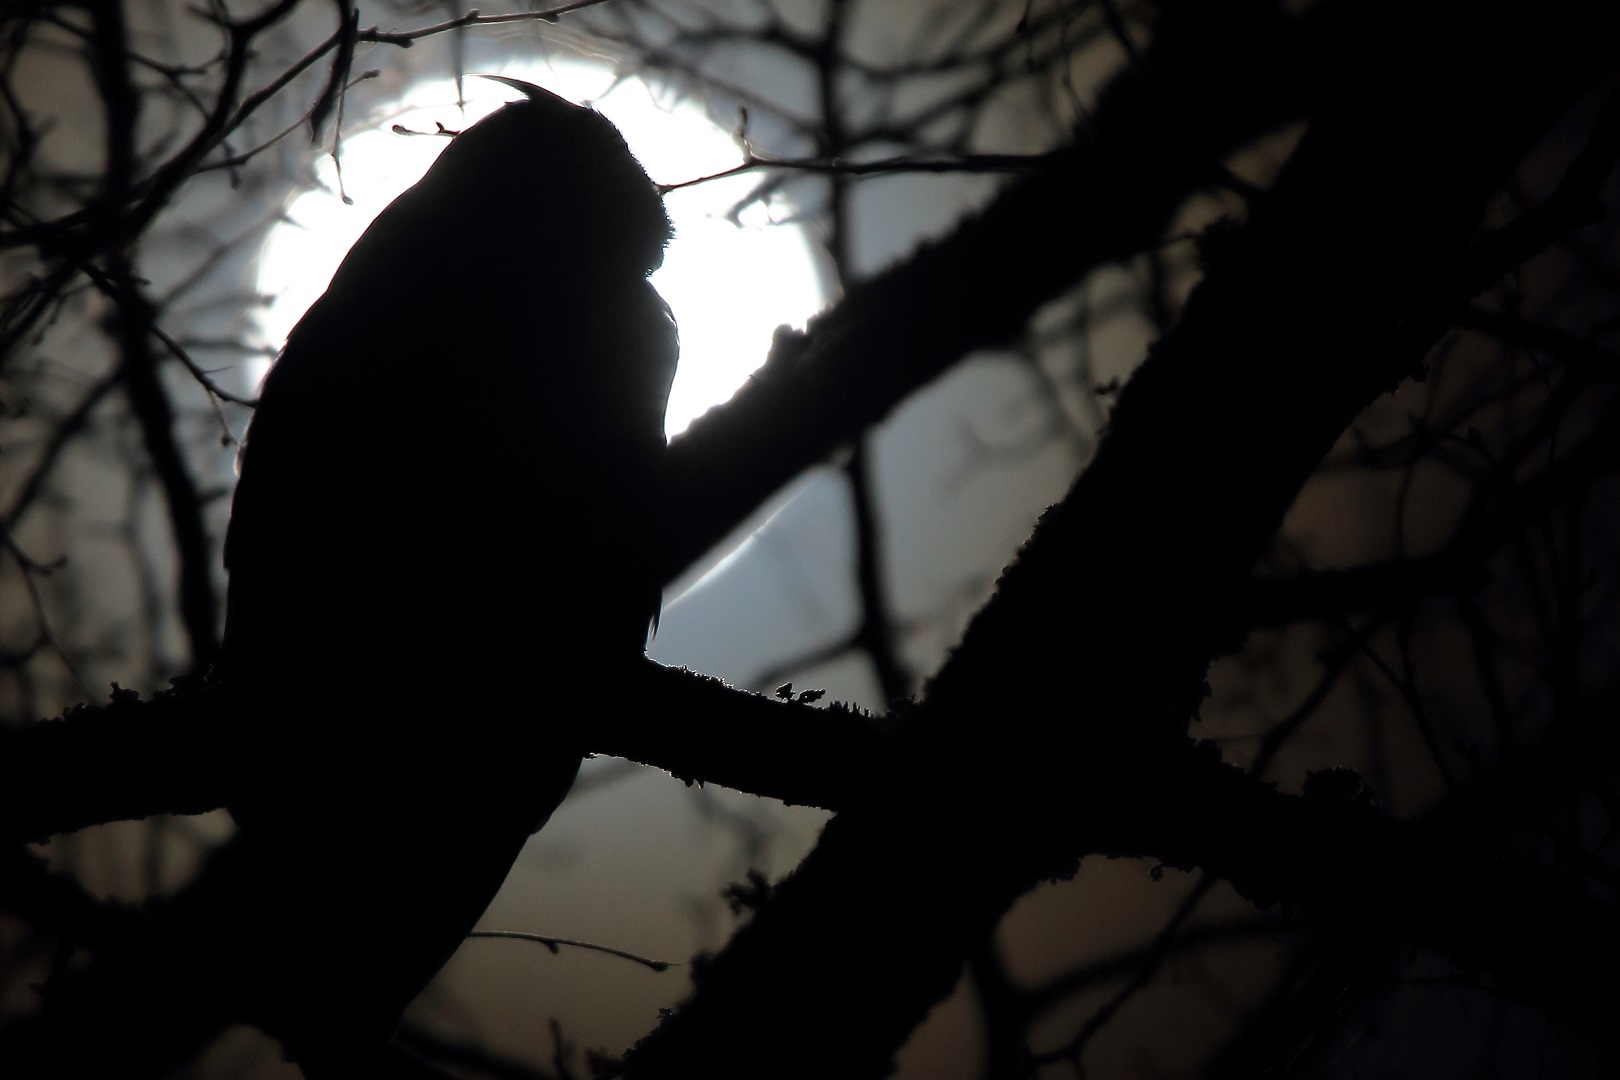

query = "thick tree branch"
[
  {"left": 621, "top": 4, "right": 1620, "bottom": 1076},
  {"left": 590, "top": 664, "right": 891, "bottom": 810},
  {"left": 1, "top": 664, "right": 885, "bottom": 845},
  {"left": 653, "top": 0, "right": 1328, "bottom": 584},
  {"left": 1, "top": 683, "right": 236, "bottom": 845}
]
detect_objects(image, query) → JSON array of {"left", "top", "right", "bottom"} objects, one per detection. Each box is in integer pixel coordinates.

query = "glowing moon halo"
[{"left": 253, "top": 63, "right": 826, "bottom": 436}]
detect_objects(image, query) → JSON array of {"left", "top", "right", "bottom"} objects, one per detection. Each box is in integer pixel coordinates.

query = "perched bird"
[
  {"left": 0, "top": 81, "right": 673, "bottom": 1080},
  {"left": 200, "top": 81, "right": 673, "bottom": 1075}
]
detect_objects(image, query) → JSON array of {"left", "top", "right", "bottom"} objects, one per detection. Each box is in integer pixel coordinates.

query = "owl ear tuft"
[{"left": 468, "top": 74, "right": 564, "bottom": 105}]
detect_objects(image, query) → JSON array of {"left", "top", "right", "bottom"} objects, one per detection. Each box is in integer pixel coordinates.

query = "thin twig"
[{"left": 467, "top": 930, "right": 675, "bottom": 973}]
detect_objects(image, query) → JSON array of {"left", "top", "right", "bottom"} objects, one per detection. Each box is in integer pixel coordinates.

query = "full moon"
[{"left": 254, "top": 62, "right": 827, "bottom": 436}]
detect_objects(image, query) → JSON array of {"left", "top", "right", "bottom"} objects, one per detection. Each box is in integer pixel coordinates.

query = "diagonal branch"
[
  {"left": 621, "top": 3, "right": 1620, "bottom": 1076},
  {"left": 652, "top": 0, "right": 1331, "bottom": 583}
]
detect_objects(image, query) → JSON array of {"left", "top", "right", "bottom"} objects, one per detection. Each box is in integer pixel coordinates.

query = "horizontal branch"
[
  {"left": 0, "top": 663, "right": 884, "bottom": 845},
  {"left": 0, "top": 684, "right": 236, "bottom": 845},
  {"left": 590, "top": 665, "right": 890, "bottom": 811}
]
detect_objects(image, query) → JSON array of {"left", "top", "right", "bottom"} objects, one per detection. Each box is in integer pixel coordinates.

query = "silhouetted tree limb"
[
  {"left": 621, "top": 5, "right": 1620, "bottom": 1075},
  {"left": 654, "top": 0, "right": 1326, "bottom": 582},
  {"left": 1, "top": 662, "right": 890, "bottom": 845},
  {"left": 590, "top": 664, "right": 893, "bottom": 810},
  {"left": 1, "top": 683, "right": 235, "bottom": 845}
]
